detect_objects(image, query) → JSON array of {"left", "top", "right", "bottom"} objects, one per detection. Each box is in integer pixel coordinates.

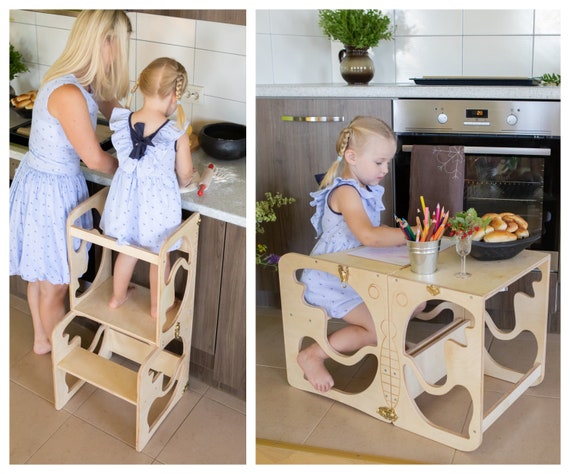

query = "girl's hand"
[{"left": 48, "top": 84, "right": 117, "bottom": 174}]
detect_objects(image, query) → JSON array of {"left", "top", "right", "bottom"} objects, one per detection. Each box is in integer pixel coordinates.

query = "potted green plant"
[
  {"left": 318, "top": 9, "right": 393, "bottom": 85},
  {"left": 10, "top": 43, "right": 29, "bottom": 97}
]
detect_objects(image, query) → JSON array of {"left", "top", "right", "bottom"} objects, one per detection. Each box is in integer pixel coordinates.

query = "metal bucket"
[{"left": 407, "top": 240, "right": 440, "bottom": 274}]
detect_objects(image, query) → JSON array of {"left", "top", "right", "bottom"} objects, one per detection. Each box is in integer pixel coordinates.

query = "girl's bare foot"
[
  {"left": 297, "top": 347, "right": 334, "bottom": 393},
  {"left": 108, "top": 285, "right": 135, "bottom": 309},
  {"left": 33, "top": 338, "right": 51, "bottom": 355}
]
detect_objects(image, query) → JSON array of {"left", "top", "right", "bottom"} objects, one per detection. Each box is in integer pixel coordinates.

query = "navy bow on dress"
[{"left": 129, "top": 122, "right": 155, "bottom": 160}]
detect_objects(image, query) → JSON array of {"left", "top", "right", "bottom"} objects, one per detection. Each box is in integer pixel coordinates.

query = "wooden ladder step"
[{"left": 57, "top": 347, "right": 138, "bottom": 405}]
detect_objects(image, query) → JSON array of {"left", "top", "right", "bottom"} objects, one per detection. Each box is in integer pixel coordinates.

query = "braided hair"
[
  {"left": 318, "top": 116, "right": 395, "bottom": 189},
  {"left": 127, "top": 57, "right": 189, "bottom": 130}
]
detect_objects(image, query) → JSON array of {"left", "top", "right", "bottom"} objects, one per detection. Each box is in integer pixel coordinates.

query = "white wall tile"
[
  {"left": 256, "top": 34, "right": 274, "bottom": 85},
  {"left": 9, "top": 9, "right": 36, "bottom": 24},
  {"left": 463, "top": 10, "right": 534, "bottom": 35},
  {"left": 272, "top": 35, "right": 332, "bottom": 84},
  {"left": 193, "top": 96, "right": 246, "bottom": 128},
  {"left": 463, "top": 36, "right": 533, "bottom": 77},
  {"left": 10, "top": 23, "right": 37, "bottom": 63},
  {"left": 269, "top": 10, "right": 322, "bottom": 36},
  {"left": 36, "top": 26, "right": 69, "bottom": 66},
  {"left": 35, "top": 12, "right": 75, "bottom": 29},
  {"left": 535, "top": 10, "right": 561, "bottom": 34},
  {"left": 196, "top": 21, "right": 245, "bottom": 56},
  {"left": 194, "top": 49, "right": 246, "bottom": 103},
  {"left": 395, "top": 36, "right": 462, "bottom": 83},
  {"left": 136, "top": 13, "right": 195, "bottom": 48},
  {"left": 256, "top": 10, "right": 271, "bottom": 34},
  {"left": 533, "top": 36, "right": 561, "bottom": 77},
  {"left": 395, "top": 10, "right": 461, "bottom": 36}
]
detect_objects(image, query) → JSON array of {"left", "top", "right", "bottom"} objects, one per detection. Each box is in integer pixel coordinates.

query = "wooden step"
[{"left": 57, "top": 346, "right": 138, "bottom": 404}]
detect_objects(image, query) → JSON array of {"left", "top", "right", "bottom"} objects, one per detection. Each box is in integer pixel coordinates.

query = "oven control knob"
[
  {"left": 437, "top": 113, "right": 448, "bottom": 124},
  {"left": 506, "top": 114, "right": 518, "bottom": 126}
]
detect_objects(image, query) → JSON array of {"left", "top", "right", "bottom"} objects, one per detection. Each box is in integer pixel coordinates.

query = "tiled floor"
[
  {"left": 9, "top": 295, "right": 246, "bottom": 464},
  {"left": 256, "top": 306, "right": 561, "bottom": 464}
]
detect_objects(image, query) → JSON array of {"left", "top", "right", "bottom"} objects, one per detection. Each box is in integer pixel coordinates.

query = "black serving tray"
[
  {"left": 411, "top": 76, "right": 541, "bottom": 86},
  {"left": 10, "top": 118, "right": 114, "bottom": 151}
]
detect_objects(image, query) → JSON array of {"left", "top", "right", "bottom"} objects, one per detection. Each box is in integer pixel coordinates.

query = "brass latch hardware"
[
  {"left": 377, "top": 406, "right": 398, "bottom": 422},
  {"left": 174, "top": 322, "right": 181, "bottom": 340},
  {"left": 338, "top": 265, "right": 349, "bottom": 288},
  {"left": 426, "top": 284, "right": 440, "bottom": 296}
]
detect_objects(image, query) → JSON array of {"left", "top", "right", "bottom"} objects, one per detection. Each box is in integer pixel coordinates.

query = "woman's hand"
[{"left": 48, "top": 84, "right": 118, "bottom": 175}]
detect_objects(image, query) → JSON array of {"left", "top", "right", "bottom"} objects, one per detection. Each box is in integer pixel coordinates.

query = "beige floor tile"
[
  {"left": 156, "top": 396, "right": 246, "bottom": 464},
  {"left": 26, "top": 416, "right": 154, "bottom": 464},
  {"left": 256, "top": 307, "right": 561, "bottom": 464},
  {"left": 10, "top": 382, "right": 71, "bottom": 463}
]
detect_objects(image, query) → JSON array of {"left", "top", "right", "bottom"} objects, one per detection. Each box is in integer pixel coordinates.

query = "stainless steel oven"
[{"left": 392, "top": 98, "right": 560, "bottom": 330}]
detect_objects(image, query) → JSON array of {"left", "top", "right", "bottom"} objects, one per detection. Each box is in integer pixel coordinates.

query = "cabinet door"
[{"left": 256, "top": 98, "right": 393, "bottom": 303}]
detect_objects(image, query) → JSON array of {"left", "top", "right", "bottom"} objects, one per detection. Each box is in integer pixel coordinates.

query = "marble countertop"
[
  {"left": 9, "top": 142, "right": 246, "bottom": 228},
  {"left": 256, "top": 83, "right": 561, "bottom": 101}
]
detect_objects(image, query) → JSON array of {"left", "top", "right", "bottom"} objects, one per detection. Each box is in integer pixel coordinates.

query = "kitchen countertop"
[
  {"left": 256, "top": 83, "right": 561, "bottom": 101},
  {"left": 9, "top": 118, "right": 246, "bottom": 228}
]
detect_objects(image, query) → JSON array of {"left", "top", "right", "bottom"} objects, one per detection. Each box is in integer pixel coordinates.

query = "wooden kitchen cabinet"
[
  {"left": 256, "top": 98, "right": 393, "bottom": 306},
  {"left": 191, "top": 215, "right": 246, "bottom": 398}
]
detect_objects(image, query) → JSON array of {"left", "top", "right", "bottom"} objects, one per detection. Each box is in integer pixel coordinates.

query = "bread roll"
[
  {"left": 490, "top": 216, "right": 507, "bottom": 231},
  {"left": 505, "top": 221, "right": 519, "bottom": 233},
  {"left": 511, "top": 214, "right": 528, "bottom": 230},
  {"left": 472, "top": 226, "right": 494, "bottom": 241},
  {"left": 484, "top": 230, "right": 517, "bottom": 243},
  {"left": 15, "top": 99, "right": 32, "bottom": 109},
  {"left": 515, "top": 228, "right": 530, "bottom": 239},
  {"left": 500, "top": 212, "right": 515, "bottom": 218},
  {"left": 482, "top": 212, "right": 499, "bottom": 221}
]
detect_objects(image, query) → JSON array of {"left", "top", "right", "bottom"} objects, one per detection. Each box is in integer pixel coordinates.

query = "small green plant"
[
  {"left": 539, "top": 73, "right": 560, "bottom": 86},
  {"left": 447, "top": 208, "right": 491, "bottom": 239},
  {"left": 10, "top": 43, "right": 29, "bottom": 81},
  {"left": 318, "top": 9, "right": 393, "bottom": 49},
  {"left": 256, "top": 192, "right": 295, "bottom": 270}
]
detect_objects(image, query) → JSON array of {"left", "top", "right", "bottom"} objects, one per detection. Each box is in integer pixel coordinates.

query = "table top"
[{"left": 320, "top": 246, "right": 550, "bottom": 300}]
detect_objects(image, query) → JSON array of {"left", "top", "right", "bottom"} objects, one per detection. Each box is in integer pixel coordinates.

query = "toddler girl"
[
  {"left": 101, "top": 57, "right": 194, "bottom": 318},
  {"left": 299, "top": 116, "right": 422, "bottom": 393}
]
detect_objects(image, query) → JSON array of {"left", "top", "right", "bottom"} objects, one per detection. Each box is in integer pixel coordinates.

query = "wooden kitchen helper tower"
[
  {"left": 52, "top": 187, "right": 200, "bottom": 451},
  {"left": 279, "top": 247, "right": 550, "bottom": 451}
]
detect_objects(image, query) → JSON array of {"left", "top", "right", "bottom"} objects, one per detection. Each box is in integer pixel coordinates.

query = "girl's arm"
[
  {"left": 330, "top": 185, "right": 407, "bottom": 247},
  {"left": 48, "top": 84, "right": 118, "bottom": 175},
  {"left": 174, "top": 132, "right": 194, "bottom": 187}
]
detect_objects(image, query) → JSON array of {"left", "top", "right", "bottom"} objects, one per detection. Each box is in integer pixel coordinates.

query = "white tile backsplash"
[
  {"left": 394, "top": 10, "right": 462, "bottom": 36},
  {"left": 136, "top": 13, "right": 196, "bottom": 48},
  {"left": 463, "top": 36, "right": 533, "bottom": 77},
  {"left": 257, "top": 9, "right": 560, "bottom": 85},
  {"left": 463, "top": 10, "right": 534, "bottom": 35},
  {"left": 9, "top": 10, "right": 245, "bottom": 126},
  {"left": 196, "top": 21, "right": 245, "bottom": 56}
]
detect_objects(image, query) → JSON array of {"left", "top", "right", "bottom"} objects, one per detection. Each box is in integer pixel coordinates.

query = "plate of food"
[
  {"left": 10, "top": 90, "right": 37, "bottom": 118},
  {"left": 470, "top": 212, "right": 540, "bottom": 260}
]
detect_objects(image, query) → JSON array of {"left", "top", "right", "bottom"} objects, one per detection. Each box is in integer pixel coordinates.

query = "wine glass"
[{"left": 455, "top": 234, "right": 472, "bottom": 278}]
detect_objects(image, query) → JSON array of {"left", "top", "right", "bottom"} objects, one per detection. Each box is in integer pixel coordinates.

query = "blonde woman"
[
  {"left": 100, "top": 58, "right": 193, "bottom": 318},
  {"left": 9, "top": 10, "right": 132, "bottom": 355}
]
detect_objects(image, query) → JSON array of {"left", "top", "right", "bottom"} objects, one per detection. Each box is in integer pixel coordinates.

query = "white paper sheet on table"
[{"left": 348, "top": 238, "right": 454, "bottom": 265}]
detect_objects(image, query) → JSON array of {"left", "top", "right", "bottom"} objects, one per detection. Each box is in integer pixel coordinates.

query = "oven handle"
[
  {"left": 401, "top": 145, "right": 551, "bottom": 156},
  {"left": 280, "top": 115, "right": 345, "bottom": 122}
]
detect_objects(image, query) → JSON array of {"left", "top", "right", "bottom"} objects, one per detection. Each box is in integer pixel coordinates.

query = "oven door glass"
[{"left": 394, "top": 134, "right": 560, "bottom": 253}]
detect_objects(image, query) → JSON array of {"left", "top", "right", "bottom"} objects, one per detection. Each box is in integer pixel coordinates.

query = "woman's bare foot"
[
  {"left": 33, "top": 338, "right": 51, "bottom": 355},
  {"left": 108, "top": 285, "right": 135, "bottom": 309},
  {"left": 297, "top": 347, "right": 334, "bottom": 393}
]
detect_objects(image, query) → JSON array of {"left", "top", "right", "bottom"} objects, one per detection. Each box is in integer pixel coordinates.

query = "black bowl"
[
  {"left": 198, "top": 122, "right": 246, "bottom": 160},
  {"left": 470, "top": 233, "right": 541, "bottom": 261}
]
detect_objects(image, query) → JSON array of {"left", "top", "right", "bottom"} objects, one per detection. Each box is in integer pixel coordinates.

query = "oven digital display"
[{"left": 466, "top": 109, "right": 488, "bottom": 119}]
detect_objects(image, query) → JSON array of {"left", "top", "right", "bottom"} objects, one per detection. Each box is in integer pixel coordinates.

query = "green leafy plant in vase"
[
  {"left": 256, "top": 192, "right": 295, "bottom": 270},
  {"left": 318, "top": 9, "right": 393, "bottom": 85},
  {"left": 10, "top": 43, "right": 29, "bottom": 97}
]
